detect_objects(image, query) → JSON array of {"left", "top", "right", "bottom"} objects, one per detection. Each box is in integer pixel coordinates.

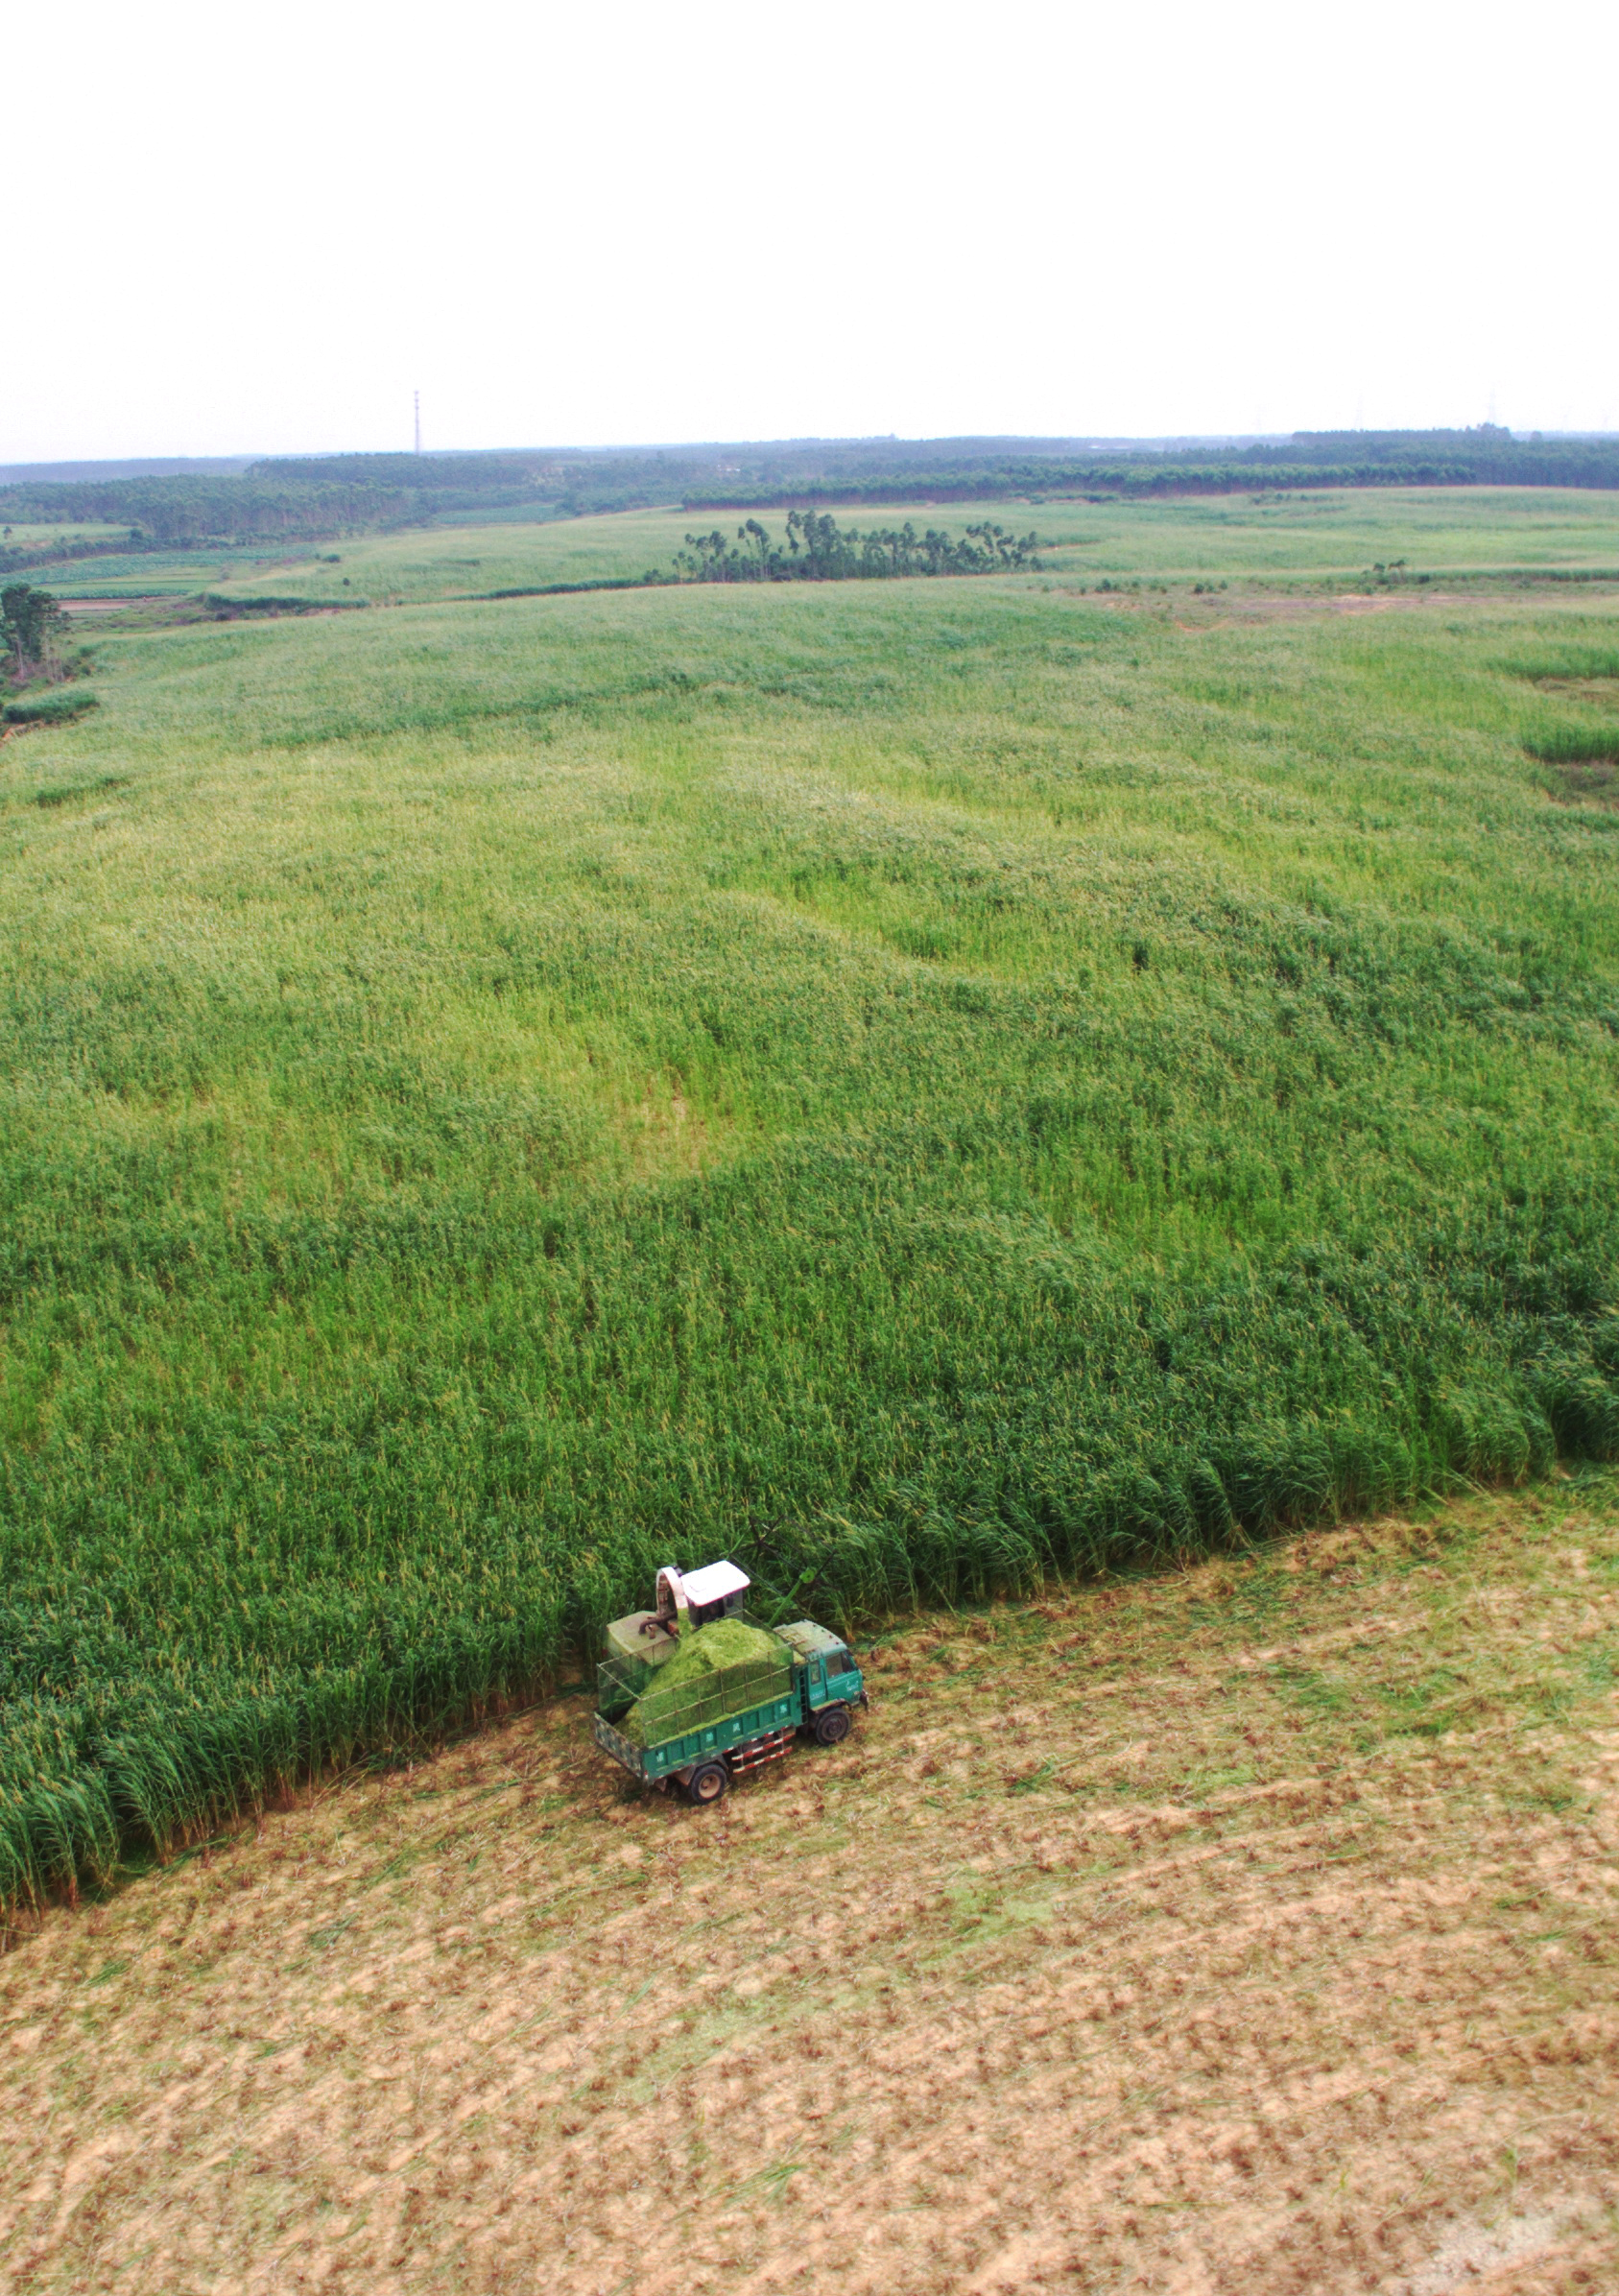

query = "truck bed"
[{"left": 592, "top": 1683, "right": 802, "bottom": 1782}]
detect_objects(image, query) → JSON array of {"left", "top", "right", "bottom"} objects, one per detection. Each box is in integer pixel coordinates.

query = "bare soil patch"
[
  {"left": 1534, "top": 679, "right": 1619, "bottom": 706},
  {"left": 1547, "top": 759, "right": 1619, "bottom": 809},
  {"left": 55, "top": 596, "right": 176, "bottom": 616},
  {"left": 2, "top": 1485, "right": 1616, "bottom": 2293}
]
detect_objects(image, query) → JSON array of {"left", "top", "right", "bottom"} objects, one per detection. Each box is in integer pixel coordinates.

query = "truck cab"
[{"left": 776, "top": 1620, "right": 866, "bottom": 1742}]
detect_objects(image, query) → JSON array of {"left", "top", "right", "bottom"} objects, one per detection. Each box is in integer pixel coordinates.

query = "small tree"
[{"left": 1, "top": 585, "right": 68, "bottom": 685}]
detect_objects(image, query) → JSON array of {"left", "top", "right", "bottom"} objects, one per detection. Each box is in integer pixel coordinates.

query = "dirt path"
[{"left": 2, "top": 1487, "right": 1616, "bottom": 2294}]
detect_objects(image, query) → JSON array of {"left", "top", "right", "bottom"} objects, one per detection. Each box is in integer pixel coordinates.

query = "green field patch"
[
  {"left": 24, "top": 773, "right": 129, "bottom": 809},
  {"left": 3, "top": 690, "right": 100, "bottom": 729},
  {"left": 1266, "top": 1665, "right": 1354, "bottom": 1718},
  {"left": 1, "top": 569, "right": 1618, "bottom": 1907},
  {"left": 186, "top": 488, "right": 1619, "bottom": 611}
]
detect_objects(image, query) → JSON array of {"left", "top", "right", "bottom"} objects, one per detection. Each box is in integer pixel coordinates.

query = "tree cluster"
[
  {"left": 670, "top": 513, "right": 1041, "bottom": 583},
  {"left": 1, "top": 584, "right": 68, "bottom": 684}
]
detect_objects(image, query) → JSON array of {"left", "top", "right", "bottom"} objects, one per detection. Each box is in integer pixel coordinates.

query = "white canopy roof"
[{"left": 680, "top": 1559, "right": 750, "bottom": 1608}]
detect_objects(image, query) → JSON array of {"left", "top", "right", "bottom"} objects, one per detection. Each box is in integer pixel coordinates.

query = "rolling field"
[
  {"left": 1, "top": 1481, "right": 1614, "bottom": 2292},
  {"left": 20, "top": 486, "right": 1619, "bottom": 609},
  {"left": 0, "top": 524, "right": 129, "bottom": 554},
  {"left": 20, "top": 545, "right": 315, "bottom": 600},
  {"left": 1, "top": 537, "right": 1618, "bottom": 1908},
  {"left": 196, "top": 486, "right": 1619, "bottom": 605}
]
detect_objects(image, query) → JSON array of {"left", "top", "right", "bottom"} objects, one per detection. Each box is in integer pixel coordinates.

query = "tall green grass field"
[{"left": 3, "top": 529, "right": 1617, "bottom": 1903}]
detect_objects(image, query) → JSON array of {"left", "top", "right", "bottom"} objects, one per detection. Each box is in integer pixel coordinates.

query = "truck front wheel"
[
  {"left": 812, "top": 1705, "right": 851, "bottom": 1746},
  {"left": 685, "top": 1759, "right": 730, "bottom": 1806}
]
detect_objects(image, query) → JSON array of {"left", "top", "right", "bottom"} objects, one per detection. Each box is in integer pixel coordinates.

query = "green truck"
[{"left": 592, "top": 1561, "right": 867, "bottom": 1805}]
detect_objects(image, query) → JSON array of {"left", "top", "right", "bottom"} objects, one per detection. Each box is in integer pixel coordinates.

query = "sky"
[{"left": 5, "top": 0, "right": 1615, "bottom": 463}]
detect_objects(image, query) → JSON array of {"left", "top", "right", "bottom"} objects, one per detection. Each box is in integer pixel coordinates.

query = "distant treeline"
[
  {"left": 671, "top": 513, "right": 1040, "bottom": 582},
  {"left": 684, "top": 430, "right": 1619, "bottom": 511},
  {"left": 0, "top": 451, "right": 710, "bottom": 555},
  {"left": 3, "top": 428, "right": 1617, "bottom": 562},
  {"left": 0, "top": 477, "right": 418, "bottom": 549}
]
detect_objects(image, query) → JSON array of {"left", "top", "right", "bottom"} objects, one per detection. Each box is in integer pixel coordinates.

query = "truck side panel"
[
  {"left": 640, "top": 1686, "right": 803, "bottom": 1779},
  {"left": 592, "top": 1690, "right": 807, "bottom": 1784}
]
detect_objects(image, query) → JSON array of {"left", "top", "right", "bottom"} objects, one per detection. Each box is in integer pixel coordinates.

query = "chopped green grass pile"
[
  {"left": 619, "top": 1620, "right": 792, "bottom": 1748},
  {"left": 1, "top": 557, "right": 1617, "bottom": 1909}
]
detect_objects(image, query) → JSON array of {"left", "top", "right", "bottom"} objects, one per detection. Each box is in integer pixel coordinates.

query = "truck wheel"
[
  {"left": 686, "top": 1760, "right": 729, "bottom": 1806},
  {"left": 812, "top": 1705, "right": 851, "bottom": 1746}
]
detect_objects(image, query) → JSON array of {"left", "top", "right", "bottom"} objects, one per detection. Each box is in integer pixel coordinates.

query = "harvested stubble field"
[
  {"left": 2, "top": 1482, "right": 1615, "bottom": 2294},
  {"left": 3, "top": 544, "right": 1619, "bottom": 1904}
]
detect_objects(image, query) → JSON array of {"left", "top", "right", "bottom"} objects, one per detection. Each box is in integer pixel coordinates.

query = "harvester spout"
[{"left": 653, "top": 1566, "right": 689, "bottom": 1638}]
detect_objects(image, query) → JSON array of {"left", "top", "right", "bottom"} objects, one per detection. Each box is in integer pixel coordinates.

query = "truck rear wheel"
[
  {"left": 812, "top": 1705, "right": 851, "bottom": 1746},
  {"left": 685, "top": 1759, "right": 729, "bottom": 1806}
]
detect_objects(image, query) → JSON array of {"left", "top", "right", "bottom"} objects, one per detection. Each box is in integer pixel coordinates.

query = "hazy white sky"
[{"left": 6, "top": 0, "right": 1614, "bottom": 462}]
